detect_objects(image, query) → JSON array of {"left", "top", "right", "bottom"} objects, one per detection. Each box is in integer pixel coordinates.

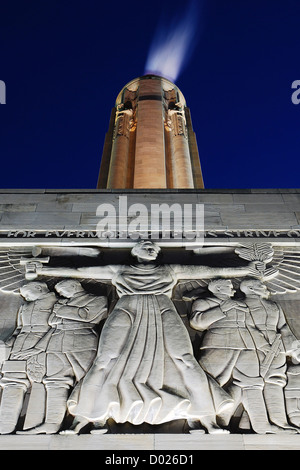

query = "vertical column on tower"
[
  {"left": 165, "top": 104, "right": 194, "bottom": 189},
  {"left": 106, "top": 103, "right": 134, "bottom": 189},
  {"left": 133, "top": 77, "right": 167, "bottom": 189},
  {"left": 97, "top": 74, "right": 204, "bottom": 189}
]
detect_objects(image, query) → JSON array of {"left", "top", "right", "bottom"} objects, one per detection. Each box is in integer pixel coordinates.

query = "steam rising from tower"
[{"left": 144, "top": 1, "right": 200, "bottom": 82}]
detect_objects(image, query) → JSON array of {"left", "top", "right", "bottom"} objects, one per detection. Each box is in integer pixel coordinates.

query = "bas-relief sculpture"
[
  {"left": 190, "top": 278, "right": 300, "bottom": 434},
  {"left": 0, "top": 241, "right": 299, "bottom": 435},
  {"left": 0, "top": 282, "right": 56, "bottom": 434},
  {"left": 15, "top": 279, "right": 107, "bottom": 435}
]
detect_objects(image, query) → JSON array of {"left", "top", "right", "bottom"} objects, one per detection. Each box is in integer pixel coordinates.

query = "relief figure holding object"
[
  {"left": 23, "top": 240, "right": 263, "bottom": 434},
  {"left": 15, "top": 279, "right": 107, "bottom": 435}
]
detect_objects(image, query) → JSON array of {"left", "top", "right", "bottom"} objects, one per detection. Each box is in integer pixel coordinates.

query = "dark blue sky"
[{"left": 0, "top": 0, "right": 299, "bottom": 189}]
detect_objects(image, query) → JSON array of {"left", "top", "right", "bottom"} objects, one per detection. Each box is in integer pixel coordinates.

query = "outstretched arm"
[
  {"left": 171, "top": 262, "right": 260, "bottom": 280},
  {"left": 24, "top": 261, "right": 119, "bottom": 281}
]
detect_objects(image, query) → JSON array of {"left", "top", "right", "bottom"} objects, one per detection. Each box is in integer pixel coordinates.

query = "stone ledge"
[
  {"left": 0, "top": 189, "right": 299, "bottom": 194},
  {"left": 0, "top": 434, "right": 299, "bottom": 450}
]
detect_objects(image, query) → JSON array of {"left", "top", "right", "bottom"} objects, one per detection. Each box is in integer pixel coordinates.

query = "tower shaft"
[
  {"left": 134, "top": 78, "right": 166, "bottom": 188},
  {"left": 97, "top": 75, "right": 204, "bottom": 189}
]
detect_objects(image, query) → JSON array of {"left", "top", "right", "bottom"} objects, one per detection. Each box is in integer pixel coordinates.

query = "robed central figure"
[{"left": 25, "top": 240, "right": 258, "bottom": 434}]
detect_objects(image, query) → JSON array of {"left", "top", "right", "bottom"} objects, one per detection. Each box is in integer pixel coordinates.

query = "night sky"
[{"left": 0, "top": 0, "right": 300, "bottom": 189}]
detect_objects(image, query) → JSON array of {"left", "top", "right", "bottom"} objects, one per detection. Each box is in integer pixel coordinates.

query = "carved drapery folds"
[
  {"left": 113, "top": 106, "right": 134, "bottom": 140},
  {"left": 0, "top": 241, "right": 299, "bottom": 434},
  {"left": 167, "top": 108, "right": 188, "bottom": 138}
]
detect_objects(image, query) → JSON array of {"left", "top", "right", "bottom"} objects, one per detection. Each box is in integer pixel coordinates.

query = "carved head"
[
  {"left": 208, "top": 279, "right": 235, "bottom": 298},
  {"left": 131, "top": 240, "right": 161, "bottom": 262},
  {"left": 20, "top": 281, "right": 50, "bottom": 301},
  {"left": 240, "top": 279, "right": 269, "bottom": 298},
  {"left": 55, "top": 279, "right": 84, "bottom": 298}
]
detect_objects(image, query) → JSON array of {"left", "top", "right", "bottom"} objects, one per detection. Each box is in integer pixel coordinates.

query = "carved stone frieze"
[
  {"left": 167, "top": 109, "right": 188, "bottom": 138},
  {"left": 113, "top": 107, "right": 134, "bottom": 140},
  {"left": 0, "top": 240, "right": 299, "bottom": 435}
]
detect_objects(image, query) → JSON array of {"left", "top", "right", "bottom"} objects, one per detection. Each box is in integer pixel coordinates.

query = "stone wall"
[
  {"left": 0, "top": 188, "right": 298, "bottom": 233},
  {"left": 0, "top": 188, "right": 299, "bottom": 448}
]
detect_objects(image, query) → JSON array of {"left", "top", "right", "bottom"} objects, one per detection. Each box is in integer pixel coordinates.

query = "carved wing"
[
  {"left": 264, "top": 247, "right": 300, "bottom": 294},
  {"left": 0, "top": 247, "right": 35, "bottom": 294},
  {"left": 235, "top": 243, "right": 300, "bottom": 295},
  {"left": 0, "top": 246, "right": 103, "bottom": 294}
]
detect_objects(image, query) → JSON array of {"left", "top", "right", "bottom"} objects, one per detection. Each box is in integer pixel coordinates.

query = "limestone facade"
[{"left": 0, "top": 188, "right": 299, "bottom": 449}]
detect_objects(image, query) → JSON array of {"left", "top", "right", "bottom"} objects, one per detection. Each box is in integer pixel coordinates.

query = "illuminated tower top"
[{"left": 97, "top": 74, "right": 204, "bottom": 189}]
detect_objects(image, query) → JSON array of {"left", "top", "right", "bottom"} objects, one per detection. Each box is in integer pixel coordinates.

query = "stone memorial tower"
[
  {"left": 0, "top": 75, "right": 299, "bottom": 450},
  {"left": 97, "top": 74, "right": 204, "bottom": 189}
]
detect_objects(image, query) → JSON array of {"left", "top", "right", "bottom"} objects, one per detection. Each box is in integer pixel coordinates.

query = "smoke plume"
[{"left": 144, "top": 1, "right": 202, "bottom": 82}]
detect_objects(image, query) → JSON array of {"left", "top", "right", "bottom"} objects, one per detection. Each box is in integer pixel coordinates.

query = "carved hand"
[
  {"left": 234, "top": 301, "right": 249, "bottom": 312},
  {"left": 221, "top": 299, "right": 237, "bottom": 312},
  {"left": 10, "top": 347, "right": 42, "bottom": 360},
  {"left": 248, "top": 261, "right": 266, "bottom": 277},
  {"left": 290, "top": 348, "right": 300, "bottom": 363},
  {"left": 52, "top": 301, "right": 66, "bottom": 314},
  {"left": 24, "top": 261, "right": 43, "bottom": 280}
]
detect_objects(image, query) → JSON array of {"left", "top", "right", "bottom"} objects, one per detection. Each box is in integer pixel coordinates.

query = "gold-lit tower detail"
[{"left": 97, "top": 75, "right": 204, "bottom": 189}]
